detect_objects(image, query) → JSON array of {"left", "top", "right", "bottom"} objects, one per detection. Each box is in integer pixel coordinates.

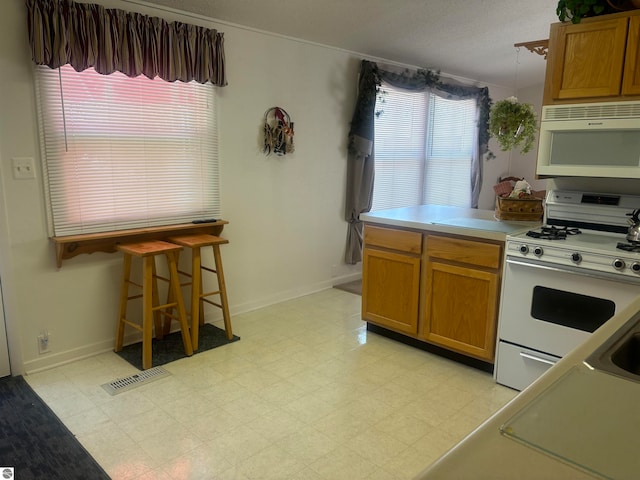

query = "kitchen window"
[
  {"left": 34, "top": 64, "right": 220, "bottom": 236},
  {"left": 372, "top": 82, "right": 478, "bottom": 211}
]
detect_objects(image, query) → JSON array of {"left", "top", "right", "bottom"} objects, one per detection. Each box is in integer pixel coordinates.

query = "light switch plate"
[{"left": 12, "top": 157, "right": 36, "bottom": 180}]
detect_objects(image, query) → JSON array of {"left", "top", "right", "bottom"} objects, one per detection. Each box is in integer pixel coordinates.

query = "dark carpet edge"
[
  {"left": 333, "top": 279, "right": 362, "bottom": 296},
  {"left": 0, "top": 375, "right": 110, "bottom": 480}
]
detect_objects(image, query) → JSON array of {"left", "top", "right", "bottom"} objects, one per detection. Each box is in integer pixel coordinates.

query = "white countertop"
[
  {"left": 415, "top": 295, "right": 640, "bottom": 480},
  {"left": 360, "top": 205, "right": 539, "bottom": 241}
]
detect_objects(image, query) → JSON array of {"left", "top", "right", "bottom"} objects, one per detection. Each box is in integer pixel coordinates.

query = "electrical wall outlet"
[
  {"left": 37, "top": 332, "right": 50, "bottom": 354},
  {"left": 12, "top": 157, "right": 36, "bottom": 180}
]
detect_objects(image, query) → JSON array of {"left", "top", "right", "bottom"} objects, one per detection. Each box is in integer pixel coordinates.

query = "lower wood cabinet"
[
  {"left": 419, "top": 235, "right": 502, "bottom": 362},
  {"left": 362, "top": 225, "right": 503, "bottom": 363},
  {"left": 362, "top": 225, "right": 421, "bottom": 334}
]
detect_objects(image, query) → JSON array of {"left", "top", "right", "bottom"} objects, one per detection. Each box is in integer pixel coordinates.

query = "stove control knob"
[
  {"left": 519, "top": 244, "right": 529, "bottom": 254},
  {"left": 613, "top": 259, "right": 626, "bottom": 271},
  {"left": 533, "top": 246, "right": 544, "bottom": 257},
  {"left": 571, "top": 252, "right": 582, "bottom": 264},
  {"left": 632, "top": 262, "right": 640, "bottom": 273}
]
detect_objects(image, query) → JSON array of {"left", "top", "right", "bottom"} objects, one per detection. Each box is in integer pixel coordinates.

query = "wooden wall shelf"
[
  {"left": 51, "top": 220, "right": 228, "bottom": 268},
  {"left": 514, "top": 39, "right": 549, "bottom": 59}
]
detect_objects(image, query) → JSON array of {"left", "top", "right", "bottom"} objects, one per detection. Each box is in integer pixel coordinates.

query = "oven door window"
[{"left": 531, "top": 286, "right": 615, "bottom": 333}]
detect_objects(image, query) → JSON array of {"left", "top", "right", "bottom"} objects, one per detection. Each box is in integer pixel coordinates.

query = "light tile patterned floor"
[{"left": 25, "top": 288, "right": 517, "bottom": 480}]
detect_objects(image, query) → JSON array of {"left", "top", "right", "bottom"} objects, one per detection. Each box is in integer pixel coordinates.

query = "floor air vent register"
[{"left": 101, "top": 366, "right": 170, "bottom": 396}]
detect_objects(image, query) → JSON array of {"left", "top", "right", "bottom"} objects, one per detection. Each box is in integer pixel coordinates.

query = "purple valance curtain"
[{"left": 25, "top": 0, "right": 227, "bottom": 85}]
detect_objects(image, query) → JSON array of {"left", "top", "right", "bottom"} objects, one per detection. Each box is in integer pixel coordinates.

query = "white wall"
[
  {"left": 0, "top": 0, "right": 530, "bottom": 373},
  {"left": 478, "top": 84, "right": 517, "bottom": 210},
  {"left": 508, "top": 84, "right": 547, "bottom": 193},
  {"left": 477, "top": 82, "right": 550, "bottom": 211}
]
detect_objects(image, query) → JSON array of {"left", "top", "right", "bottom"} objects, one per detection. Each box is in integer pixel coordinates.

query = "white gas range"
[{"left": 495, "top": 190, "right": 640, "bottom": 391}]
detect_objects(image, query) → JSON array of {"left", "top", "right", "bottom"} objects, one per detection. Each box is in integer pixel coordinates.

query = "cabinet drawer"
[
  {"left": 426, "top": 235, "right": 501, "bottom": 269},
  {"left": 364, "top": 225, "right": 422, "bottom": 254}
]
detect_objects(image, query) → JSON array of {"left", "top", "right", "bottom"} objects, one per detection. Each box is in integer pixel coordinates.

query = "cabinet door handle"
[{"left": 519, "top": 352, "right": 557, "bottom": 366}]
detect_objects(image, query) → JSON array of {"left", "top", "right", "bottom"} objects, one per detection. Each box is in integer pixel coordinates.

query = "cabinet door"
[
  {"left": 421, "top": 261, "right": 498, "bottom": 361},
  {"left": 623, "top": 16, "right": 640, "bottom": 95},
  {"left": 550, "top": 18, "right": 628, "bottom": 100},
  {"left": 362, "top": 248, "right": 421, "bottom": 335}
]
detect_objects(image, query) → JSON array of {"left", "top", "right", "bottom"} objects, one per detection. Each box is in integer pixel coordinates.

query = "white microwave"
[{"left": 536, "top": 100, "right": 640, "bottom": 178}]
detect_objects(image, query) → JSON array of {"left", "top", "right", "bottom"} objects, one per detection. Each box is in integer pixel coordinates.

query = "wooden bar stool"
[
  {"left": 166, "top": 234, "right": 232, "bottom": 349},
  {"left": 115, "top": 240, "right": 193, "bottom": 370}
]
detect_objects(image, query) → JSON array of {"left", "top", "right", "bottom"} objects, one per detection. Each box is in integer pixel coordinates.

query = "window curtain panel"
[
  {"left": 344, "top": 60, "right": 491, "bottom": 264},
  {"left": 344, "top": 60, "right": 378, "bottom": 265},
  {"left": 25, "top": 0, "right": 227, "bottom": 85}
]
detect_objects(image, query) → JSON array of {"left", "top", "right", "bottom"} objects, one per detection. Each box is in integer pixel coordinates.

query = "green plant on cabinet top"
[{"left": 556, "top": 0, "right": 640, "bottom": 23}]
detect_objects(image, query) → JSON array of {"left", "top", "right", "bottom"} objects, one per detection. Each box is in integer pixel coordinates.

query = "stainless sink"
[
  {"left": 610, "top": 333, "right": 640, "bottom": 375},
  {"left": 586, "top": 312, "right": 640, "bottom": 382}
]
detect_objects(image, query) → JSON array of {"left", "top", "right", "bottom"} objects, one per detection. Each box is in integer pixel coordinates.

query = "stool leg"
[
  {"left": 190, "top": 246, "right": 202, "bottom": 350},
  {"left": 162, "top": 250, "right": 180, "bottom": 336},
  {"left": 212, "top": 244, "right": 233, "bottom": 340},
  {"left": 198, "top": 276, "right": 205, "bottom": 328},
  {"left": 115, "top": 253, "right": 132, "bottom": 352},
  {"left": 142, "top": 256, "right": 155, "bottom": 370},
  {"left": 168, "top": 251, "right": 193, "bottom": 357},
  {"left": 151, "top": 259, "right": 163, "bottom": 340}
]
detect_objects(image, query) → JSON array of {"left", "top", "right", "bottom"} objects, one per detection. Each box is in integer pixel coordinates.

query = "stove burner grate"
[
  {"left": 526, "top": 226, "right": 582, "bottom": 240},
  {"left": 617, "top": 242, "right": 640, "bottom": 252}
]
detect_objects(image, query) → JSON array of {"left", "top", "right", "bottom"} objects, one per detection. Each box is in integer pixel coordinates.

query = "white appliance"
[
  {"left": 495, "top": 190, "right": 640, "bottom": 391},
  {"left": 536, "top": 100, "right": 640, "bottom": 178}
]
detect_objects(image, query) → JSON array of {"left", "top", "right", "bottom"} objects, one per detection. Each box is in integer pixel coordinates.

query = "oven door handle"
[
  {"left": 519, "top": 352, "right": 557, "bottom": 366},
  {"left": 506, "top": 258, "right": 640, "bottom": 285}
]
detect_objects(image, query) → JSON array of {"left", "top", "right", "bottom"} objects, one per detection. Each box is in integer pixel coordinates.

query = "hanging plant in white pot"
[{"left": 489, "top": 96, "right": 538, "bottom": 154}]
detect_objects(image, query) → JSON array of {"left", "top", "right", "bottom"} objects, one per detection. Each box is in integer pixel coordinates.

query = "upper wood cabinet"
[
  {"left": 544, "top": 11, "right": 640, "bottom": 104},
  {"left": 623, "top": 16, "right": 640, "bottom": 95}
]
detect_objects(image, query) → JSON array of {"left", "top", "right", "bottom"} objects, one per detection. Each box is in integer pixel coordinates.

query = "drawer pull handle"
[{"left": 519, "top": 352, "right": 557, "bottom": 366}]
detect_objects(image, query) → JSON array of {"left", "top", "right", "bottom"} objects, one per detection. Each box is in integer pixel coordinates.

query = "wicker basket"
[{"left": 495, "top": 196, "right": 543, "bottom": 221}]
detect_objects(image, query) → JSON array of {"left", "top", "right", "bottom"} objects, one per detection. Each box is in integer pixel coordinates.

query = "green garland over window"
[{"left": 348, "top": 61, "right": 492, "bottom": 160}]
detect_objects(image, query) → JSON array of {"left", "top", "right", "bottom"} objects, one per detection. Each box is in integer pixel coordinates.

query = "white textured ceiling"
[{"left": 136, "top": 0, "right": 560, "bottom": 89}]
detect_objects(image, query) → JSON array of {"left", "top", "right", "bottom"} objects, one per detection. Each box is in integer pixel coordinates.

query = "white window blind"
[
  {"left": 423, "top": 95, "right": 476, "bottom": 208},
  {"left": 372, "top": 86, "right": 428, "bottom": 212},
  {"left": 34, "top": 65, "right": 220, "bottom": 236},
  {"left": 373, "top": 82, "right": 477, "bottom": 211}
]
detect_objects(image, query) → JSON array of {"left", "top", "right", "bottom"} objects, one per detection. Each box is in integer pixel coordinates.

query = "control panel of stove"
[{"left": 506, "top": 240, "right": 640, "bottom": 279}]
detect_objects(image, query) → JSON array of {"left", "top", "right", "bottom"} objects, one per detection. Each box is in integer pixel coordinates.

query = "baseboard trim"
[
  {"left": 227, "top": 275, "right": 360, "bottom": 318},
  {"left": 23, "top": 277, "right": 360, "bottom": 374},
  {"left": 24, "top": 330, "right": 153, "bottom": 374},
  {"left": 24, "top": 339, "right": 116, "bottom": 375}
]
